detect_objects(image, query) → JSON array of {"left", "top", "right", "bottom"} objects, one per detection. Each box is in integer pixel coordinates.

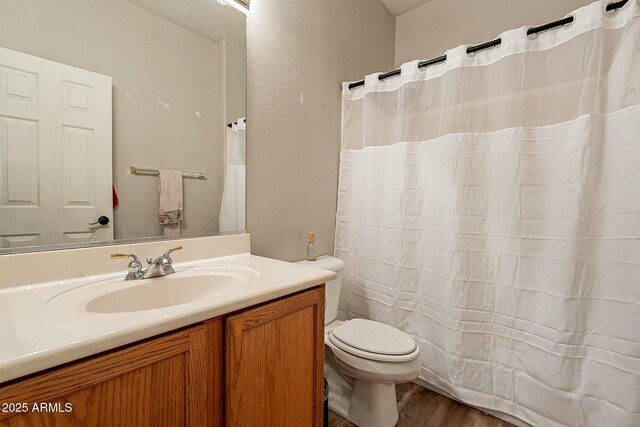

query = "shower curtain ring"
[{"left": 604, "top": 2, "right": 618, "bottom": 16}]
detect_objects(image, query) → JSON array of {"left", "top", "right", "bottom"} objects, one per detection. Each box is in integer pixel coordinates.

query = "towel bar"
[{"left": 129, "top": 166, "right": 206, "bottom": 180}]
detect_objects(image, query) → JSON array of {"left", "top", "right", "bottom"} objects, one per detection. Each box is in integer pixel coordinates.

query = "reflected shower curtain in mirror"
[
  {"left": 335, "top": 2, "right": 640, "bottom": 426},
  {"left": 219, "top": 118, "right": 246, "bottom": 232}
]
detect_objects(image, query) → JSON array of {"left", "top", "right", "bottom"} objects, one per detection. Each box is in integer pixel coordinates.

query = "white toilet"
[{"left": 296, "top": 256, "right": 421, "bottom": 427}]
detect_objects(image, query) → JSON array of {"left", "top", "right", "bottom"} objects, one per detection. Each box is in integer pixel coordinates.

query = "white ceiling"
[
  {"left": 380, "top": 0, "right": 434, "bottom": 16},
  {"left": 125, "top": 0, "right": 246, "bottom": 46}
]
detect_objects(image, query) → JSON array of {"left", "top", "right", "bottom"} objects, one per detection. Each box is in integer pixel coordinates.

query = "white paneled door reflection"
[{"left": 0, "top": 47, "right": 112, "bottom": 248}]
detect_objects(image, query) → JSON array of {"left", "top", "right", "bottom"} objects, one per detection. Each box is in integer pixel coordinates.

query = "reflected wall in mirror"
[{"left": 0, "top": 0, "right": 247, "bottom": 252}]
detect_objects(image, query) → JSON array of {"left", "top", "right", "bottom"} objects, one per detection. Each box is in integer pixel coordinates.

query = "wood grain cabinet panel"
[
  {"left": 0, "top": 287, "right": 325, "bottom": 427},
  {"left": 0, "top": 319, "right": 222, "bottom": 427},
  {"left": 225, "top": 287, "right": 325, "bottom": 427}
]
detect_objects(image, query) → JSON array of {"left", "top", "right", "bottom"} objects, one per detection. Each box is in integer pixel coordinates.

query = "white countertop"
[{"left": 0, "top": 253, "right": 335, "bottom": 384}]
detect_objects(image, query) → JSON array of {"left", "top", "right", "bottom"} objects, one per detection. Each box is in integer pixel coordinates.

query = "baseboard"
[{"left": 412, "top": 378, "right": 533, "bottom": 427}]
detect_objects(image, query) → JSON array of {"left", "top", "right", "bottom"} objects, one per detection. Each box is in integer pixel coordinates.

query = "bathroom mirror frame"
[
  {"left": 0, "top": 231, "right": 246, "bottom": 256},
  {"left": 0, "top": 0, "right": 248, "bottom": 256}
]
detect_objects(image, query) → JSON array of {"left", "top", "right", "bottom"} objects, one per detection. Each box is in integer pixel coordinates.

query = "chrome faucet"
[{"left": 111, "top": 246, "right": 183, "bottom": 280}]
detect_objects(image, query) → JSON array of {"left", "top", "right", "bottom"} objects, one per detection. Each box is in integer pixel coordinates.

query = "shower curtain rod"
[
  {"left": 227, "top": 119, "right": 247, "bottom": 128},
  {"left": 347, "top": 0, "right": 630, "bottom": 90}
]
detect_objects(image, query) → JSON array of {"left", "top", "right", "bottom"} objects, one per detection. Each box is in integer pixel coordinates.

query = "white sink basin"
[{"left": 47, "top": 265, "right": 259, "bottom": 313}]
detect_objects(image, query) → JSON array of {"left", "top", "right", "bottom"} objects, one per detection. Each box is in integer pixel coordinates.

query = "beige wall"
[
  {"left": 395, "top": 0, "right": 594, "bottom": 67},
  {"left": 0, "top": 0, "right": 221, "bottom": 239},
  {"left": 246, "top": 0, "right": 396, "bottom": 261},
  {"left": 217, "top": 39, "right": 247, "bottom": 203},
  {"left": 221, "top": 40, "right": 248, "bottom": 126}
]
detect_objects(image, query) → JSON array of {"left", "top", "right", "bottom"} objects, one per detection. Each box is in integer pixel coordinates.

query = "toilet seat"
[{"left": 329, "top": 319, "right": 419, "bottom": 363}]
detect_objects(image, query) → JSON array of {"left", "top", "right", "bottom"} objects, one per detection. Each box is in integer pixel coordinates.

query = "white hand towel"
[{"left": 158, "top": 169, "right": 183, "bottom": 236}]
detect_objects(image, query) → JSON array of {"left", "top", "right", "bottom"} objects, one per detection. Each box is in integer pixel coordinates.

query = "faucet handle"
[
  {"left": 111, "top": 253, "right": 143, "bottom": 280},
  {"left": 112, "top": 253, "right": 137, "bottom": 260},
  {"left": 154, "top": 246, "right": 182, "bottom": 275},
  {"left": 111, "top": 253, "right": 141, "bottom": 265},
  {"left": 162, "top": 246, "right": 183, "bottom": 260}
]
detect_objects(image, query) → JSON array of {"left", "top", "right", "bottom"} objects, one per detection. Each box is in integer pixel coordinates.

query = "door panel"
[
  {"left": 0, "top": 117, "right": 38, "bottom": 207},
  {"left": 0, "top": 47, "right": 112, "bottom": 247}
]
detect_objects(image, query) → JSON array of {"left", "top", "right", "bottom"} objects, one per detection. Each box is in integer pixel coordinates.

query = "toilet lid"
[{"left": 330, "top": 319, "right": 417, "bottom": 356}]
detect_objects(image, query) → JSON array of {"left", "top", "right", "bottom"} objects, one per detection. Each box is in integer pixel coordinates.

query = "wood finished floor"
[{"left": 329, "top": 382, "right": 515, "bottom": 427}]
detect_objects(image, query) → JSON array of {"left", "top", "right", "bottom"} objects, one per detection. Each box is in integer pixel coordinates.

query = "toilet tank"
[{"left": 295, "top": 255, "right": 345, "bottom": 325}]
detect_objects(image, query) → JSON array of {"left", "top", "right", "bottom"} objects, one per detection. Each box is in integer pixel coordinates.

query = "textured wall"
[
  {"left": 246, "top": 0, "right": 396, "bottom": 261},
  {"left": 395, "top": 0, "right": 594, "bottom": 66}
]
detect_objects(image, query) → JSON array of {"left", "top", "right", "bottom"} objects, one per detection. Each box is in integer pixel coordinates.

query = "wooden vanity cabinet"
[
  {"left": 225, "top": 286, "right": 325, "bottom": 426},
  {"left": 0, "top": 319, "right": 223, "bottom": 427},
  {"left": 0, "top": 286, "right": 324, "bottom": 427}
]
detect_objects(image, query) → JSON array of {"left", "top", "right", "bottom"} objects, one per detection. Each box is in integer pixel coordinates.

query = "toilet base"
[
  {"left": 327, "top": 379, "right": 399, "bottom": 427},
  {"left": 349, "top": 379, "right": 398, "bottom": 427}
]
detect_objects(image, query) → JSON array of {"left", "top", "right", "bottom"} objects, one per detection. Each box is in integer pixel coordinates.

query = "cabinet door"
[
  {"left": 0, "top": 319, "right": 222, "bottom": 427},
  {"left": 225, "top": 286, "right": 325, "bottom": 427}
]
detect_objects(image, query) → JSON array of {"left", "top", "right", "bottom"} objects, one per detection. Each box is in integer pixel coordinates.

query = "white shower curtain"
[
  {"left": 335, "top": 1, "right": 640, "bottom": 426},
  {"left": 219, "top": 118, "right": 246, "bottom": 232}
]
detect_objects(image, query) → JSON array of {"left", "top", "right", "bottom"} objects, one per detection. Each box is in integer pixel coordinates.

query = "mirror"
[{"left": 0, "top": 0, "right": 247, "bottom": 252}]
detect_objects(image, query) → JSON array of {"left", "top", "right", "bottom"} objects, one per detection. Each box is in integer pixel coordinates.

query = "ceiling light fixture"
[{"left": 214, "top": 0, "right": 249, "bottom": 15}]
